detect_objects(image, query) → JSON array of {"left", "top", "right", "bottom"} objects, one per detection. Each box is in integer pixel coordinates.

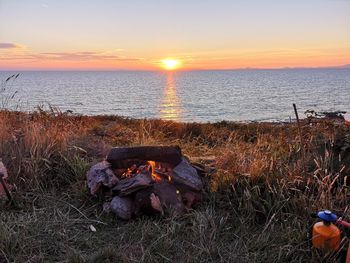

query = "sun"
[{"left": 161, "top": 58, "right": 181, "bottom": 70}]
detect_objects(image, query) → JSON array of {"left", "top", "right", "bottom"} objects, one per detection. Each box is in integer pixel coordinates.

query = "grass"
[{"left": 1, "top": 109, "right": 350, "bottom": 262}]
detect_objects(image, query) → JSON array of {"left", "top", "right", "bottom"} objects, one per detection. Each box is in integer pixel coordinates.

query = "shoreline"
[{"left": 2, "top": 108, "right": 348, "bottom": 125}]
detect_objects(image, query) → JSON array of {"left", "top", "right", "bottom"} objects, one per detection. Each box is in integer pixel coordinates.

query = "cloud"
[
  {"left": 0, "top": 43, "right": 22, "bottom": 49},
  {"left": 0, "top": 49, "right": 143, "bottom": 63},
  {"left": 37, "top": 51, "right": 140, "bottom": 61}
]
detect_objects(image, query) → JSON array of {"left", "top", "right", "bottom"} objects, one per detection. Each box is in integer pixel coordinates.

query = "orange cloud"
[
  {"left": 0, "top": 46, "right": 147, "bottom": 70},
  {"left": 37, "top": 52, "right": 141, "bottom": 62},
  {"left": 0, "top": 43, "right": 23, "bottom": 49}
]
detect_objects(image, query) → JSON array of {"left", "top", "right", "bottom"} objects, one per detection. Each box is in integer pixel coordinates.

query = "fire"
[
  {"left": 122, "top": 164, "right": 138, "bottom": 178},
  {"left": 147, "top": 161, "right": 172, "bottom": 182},
  {"left": 122, "top": 161, "right": 172, "bottom": 182},
  {"left": 148, "top": 161, "right": 162, "bottom": 181}
]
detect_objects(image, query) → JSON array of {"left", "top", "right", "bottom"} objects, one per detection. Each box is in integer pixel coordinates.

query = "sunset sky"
[{"left": 0, "top": 0, "right": 349, "bottom": 70}]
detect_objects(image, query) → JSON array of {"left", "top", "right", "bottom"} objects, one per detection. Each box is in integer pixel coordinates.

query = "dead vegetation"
[{"left": 1, "top": 109, "right": 350, "bottom": 262}]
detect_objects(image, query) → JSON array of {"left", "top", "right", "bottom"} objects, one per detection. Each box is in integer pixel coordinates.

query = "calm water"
[{"left": 1, "top": 69, "right": 349, "bottom": 122}]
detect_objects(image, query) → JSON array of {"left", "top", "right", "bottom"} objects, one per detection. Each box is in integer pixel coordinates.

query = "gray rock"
[
  {"left": 171, "top": 157, "right": 203, "bottom": 191},
  {"left": 112, "top": 172, "right": 153, "bottom": 196},
  {"left": 109, "top": 196, "right": 134, "bottom": 220},
  {"left": 86, "top": 161, "right": 118, "bottom": 195},
  {"left": 153, "top": 181, "right": 184, "bottom": 215}
]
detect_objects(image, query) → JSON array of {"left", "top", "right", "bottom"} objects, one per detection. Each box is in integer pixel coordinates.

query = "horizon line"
[{"left": 0, "top": 64, "right": 349, "bottom": 72}]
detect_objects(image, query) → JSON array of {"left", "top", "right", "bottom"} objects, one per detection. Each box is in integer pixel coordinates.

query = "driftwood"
[
  {"left": 86, "top": 161, "right": 119, "bottom": 195},
  {"left": 112, "top": 172, "right": 153, "bottom": 196},
  {"left": 106, "top": 146, "right": 182, "bottom": 168},
  {"left": 171, "top": 158, "right": 203, "bottom": 191}
]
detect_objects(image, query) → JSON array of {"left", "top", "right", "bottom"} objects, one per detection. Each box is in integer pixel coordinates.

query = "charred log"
[{"left": 107, "top": 146, "right": 182, "bottom": 168}]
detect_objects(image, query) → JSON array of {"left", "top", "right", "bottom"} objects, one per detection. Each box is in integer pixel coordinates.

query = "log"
[
  {"left": 106, "top": 146, "right": 182, "bottom": 168},
  {"left": 112, "top": 172, "right": 153, "bottom": 196}
]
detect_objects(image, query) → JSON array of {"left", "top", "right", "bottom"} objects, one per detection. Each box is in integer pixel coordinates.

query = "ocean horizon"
[{"left": 1, "top": 68, "right": 349, "bottom": 122}]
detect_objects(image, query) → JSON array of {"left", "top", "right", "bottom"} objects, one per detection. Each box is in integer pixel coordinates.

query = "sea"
[{"left": 1, "top": 69, "right": 349, "bottom": 122}]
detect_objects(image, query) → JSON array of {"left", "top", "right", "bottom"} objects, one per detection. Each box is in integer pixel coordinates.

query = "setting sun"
[{"left": 161, "top": 58, "right": 181, "bottom": 70}]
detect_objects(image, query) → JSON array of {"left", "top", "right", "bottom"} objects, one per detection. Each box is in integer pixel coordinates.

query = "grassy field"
[{"left": 1, "top": 109, "right": 350, "bottom": 262}]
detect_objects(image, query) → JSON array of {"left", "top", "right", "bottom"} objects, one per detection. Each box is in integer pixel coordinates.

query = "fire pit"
[{"left": 86, "top": 146, "right": 204, "bottom": 220}]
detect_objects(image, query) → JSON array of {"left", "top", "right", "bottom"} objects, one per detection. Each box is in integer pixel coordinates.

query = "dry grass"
[{"left": 1, "top": 109, "right": 350, "bottom": 262}]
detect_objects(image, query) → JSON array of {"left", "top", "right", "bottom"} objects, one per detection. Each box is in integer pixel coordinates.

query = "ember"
[{"left": 86, "top": 146, "right": 204, "bottom": 220}]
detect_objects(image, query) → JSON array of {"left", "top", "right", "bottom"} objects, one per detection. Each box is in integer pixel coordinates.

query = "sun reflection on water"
[{"left": 159, "top": 72, "right": 182, "bottom": 121}]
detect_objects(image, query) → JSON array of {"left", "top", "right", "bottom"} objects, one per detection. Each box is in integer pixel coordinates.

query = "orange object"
[{"left": 312, "top": 221, "right": 341, "bottom": 252}]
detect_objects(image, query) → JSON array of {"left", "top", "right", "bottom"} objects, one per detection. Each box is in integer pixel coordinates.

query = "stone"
[
  {"left": 112, "top": 172, "right": 153, "bottom": 196},
  {"left": 153, "top": 181, "right": 184, "bottom": 215},
  {"left": 86, "top": 161, "right": 118, "bottom": 195},
  {"left": 107, "top": 196, "right": 134, "bottom": 220},
  {"left": 171, "top": 157, "right": 203, "bottom": 191}
]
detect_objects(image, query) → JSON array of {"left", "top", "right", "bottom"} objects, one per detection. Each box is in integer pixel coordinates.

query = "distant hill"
[
  {"left": 330, "top": 64, "right": 350, "bottom": 69},
  {"left": 231, "top": 64, "right": 350, "bottom": 70},
  {"left": 276, "top": 64, "right": 350, "bottom": 70}
]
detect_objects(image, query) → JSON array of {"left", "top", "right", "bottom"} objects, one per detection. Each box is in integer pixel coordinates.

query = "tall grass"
[
  {"left": 0, "top": 74, "right": 20, "bottom": 110},
  {"left": 0, "top": 110, "right": 350, "bottom": 262}
]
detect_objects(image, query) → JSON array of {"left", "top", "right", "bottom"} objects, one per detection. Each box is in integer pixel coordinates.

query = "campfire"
[{"left": 86, "top": 146, "right": 204, "bottom": 220}]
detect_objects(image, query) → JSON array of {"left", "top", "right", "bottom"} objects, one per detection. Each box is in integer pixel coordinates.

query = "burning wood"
[
  {"left": 86, "top": 146, "right": 204, "bottom": 220},
  {"left": 106, "top": 146, "right": 182, "bottom": 168}
]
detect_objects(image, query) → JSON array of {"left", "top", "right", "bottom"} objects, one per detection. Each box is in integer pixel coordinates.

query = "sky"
[{"left": 0, "top": 0, "right": 349, "bottom": 70}]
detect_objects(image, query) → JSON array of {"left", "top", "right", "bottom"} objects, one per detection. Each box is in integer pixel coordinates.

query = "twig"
[
  {"left": 293, "top": 103, "right": 307, "bottom": 174},
  {"left": 0, "top": 248, "right": 10, "bottom": 263},
  {"left": 46, "top": 196, "right": 107, "bottom": 225}
]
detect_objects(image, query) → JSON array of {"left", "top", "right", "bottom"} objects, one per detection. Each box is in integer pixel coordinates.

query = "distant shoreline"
[
  {"left": 0, "top": 65, "right": 349, "bottom": 72},
  {"left": 1, "top": 109, "right": 349, "bottom": 126}
]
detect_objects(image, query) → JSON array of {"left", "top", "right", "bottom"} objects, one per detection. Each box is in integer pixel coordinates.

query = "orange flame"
[
  {"left": 122, "top": 168, "right": 132, "bottom": 178},
  {"left": 148, "top": 161, "right": 162, "bottom": 181}
]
